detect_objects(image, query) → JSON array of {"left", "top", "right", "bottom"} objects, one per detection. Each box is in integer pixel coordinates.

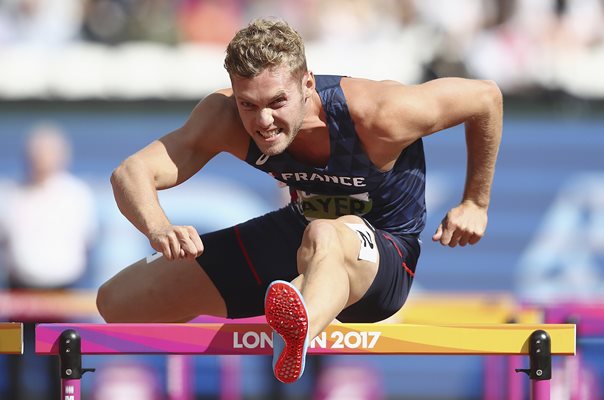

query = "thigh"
[
  {"left": 327, "top": 215, "right": 383, "bottom": 306},
  {"left": 98, "top": 254, "right": 226, "bottom": 322},
  {"left": 337, "top": 225, "right": 421, "bottom": 323},
  {"left": 197, "top": 205, "right": 307, "bottom": 318}
]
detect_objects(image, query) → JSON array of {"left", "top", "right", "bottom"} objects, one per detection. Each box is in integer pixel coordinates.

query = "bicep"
[
  {"left": 122, "top": 91, "right": 243, "bottom": 190},
  {"left": 380, "top": 78, "right": 502, "bottom": 141},
  {"left": 136, "top": 127, "right": 217, "bottom": 190},
  {"left": 134, "top": 94, "right": 237, "bottom": 189},
  {"left": 409, "top": 78, "right": 501, "bottom": 135}
]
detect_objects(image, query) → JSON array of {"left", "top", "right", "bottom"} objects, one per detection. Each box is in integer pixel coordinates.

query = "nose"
[{"left": 256, "top": 108, "right": 274, "bottom": 130}]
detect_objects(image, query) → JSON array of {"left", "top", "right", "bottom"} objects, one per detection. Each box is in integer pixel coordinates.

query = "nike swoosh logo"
[{"left": 256, "top": 154, "right": 270, "bottom": 165}]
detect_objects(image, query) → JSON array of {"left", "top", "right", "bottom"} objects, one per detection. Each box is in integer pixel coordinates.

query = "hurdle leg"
[
  {"left": 59, "top": 329, "right": 95, "bottom": 400},
  {"left": 166, "top": 354, "right": 194, "bottom": 400},
  {"left": 515, "top": 330, "right": 552, "bottom": 400}
]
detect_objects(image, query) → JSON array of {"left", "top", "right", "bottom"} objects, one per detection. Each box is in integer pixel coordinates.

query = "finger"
[
  {"left": 187, "top": 227, "right": 204, "bottom": 256},
  {"left": 448, "top": 231, "right": 463, "bottom": 248},
  {"left": 192, "top": 235, "right": 204, "bottom": 256},
  {"left": 182, "top": 226, "right": 203, "bottom": 257},
  {"left": 179, "top": 237, "right": 199, "bottom": 259},
  {"left": 188, "top": 235, "right": 204, "bottom": 257},
  {"left": 432, "top": 224, "right": 443, "bottom": 241},
  {"left": 168, "top": 235, "right": 181, "bottom": 261},
  {"left": 468, "top": 233, "right": 482, "bottom": 245},
  {"left": 153, "top": 238, "right": 172, "bottom": 260},
  {"left": 458, "top": 234, "right": 470, "bottom": 247},
  {"left": 439, "top": 226, "right": 454, "bottom": 246},
  {"left": 173, "top": 228, "right": 197, "bottom": 259}
]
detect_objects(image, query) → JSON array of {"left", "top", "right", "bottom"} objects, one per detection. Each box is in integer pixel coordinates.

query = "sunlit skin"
[
  {"left": 100, "top": 48, "right": 502, "bottom": 331},
  {"left": 230, "top": 66, "right": 317, "bottom": 157}
]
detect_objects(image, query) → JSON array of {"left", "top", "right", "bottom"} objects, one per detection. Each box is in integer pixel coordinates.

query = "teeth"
[{"left": 259, "top": 128, "right": 281, "bottom": 138}]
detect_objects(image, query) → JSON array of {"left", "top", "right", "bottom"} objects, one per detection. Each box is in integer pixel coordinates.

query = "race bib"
[
  {"left": 294, "top": 190, "right": 372, "bottom": 220},
  {"left": 345, "top": 223, "right": 378, "bottom": 263}
]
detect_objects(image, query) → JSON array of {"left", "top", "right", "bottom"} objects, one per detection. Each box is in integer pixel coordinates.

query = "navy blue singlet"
[{"left": 244, "top": 75, "right": 427, "bottom": 237}]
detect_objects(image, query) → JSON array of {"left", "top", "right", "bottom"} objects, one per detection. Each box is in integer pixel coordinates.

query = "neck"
[
  {"left": 299, "top": 90, "right": 325, "bottom": 131},
  {"left": 288, "top": 92, "right": 330, "bottom": 167}
]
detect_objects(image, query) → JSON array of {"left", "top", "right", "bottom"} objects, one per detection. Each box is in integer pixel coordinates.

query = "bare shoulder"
[
  {"left": 341, "top": 76, "right": 501, "bottom": 143},
  {"left": 340, "top": 77, "right": 406, "bottom": 122},
  {"left": 340, "top": 77, "right": 418, "bottom": 146},
  {"left": 182, "top": 88, "right": 249, "bottom": 159}
]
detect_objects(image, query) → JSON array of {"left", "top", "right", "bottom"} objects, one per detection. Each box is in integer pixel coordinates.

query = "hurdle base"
[
  {"left": 514, "top": 330, "right": 552, "bottom": 400},
  {"left": 60, "top": 329, "right": 95, "bottom": 400}
]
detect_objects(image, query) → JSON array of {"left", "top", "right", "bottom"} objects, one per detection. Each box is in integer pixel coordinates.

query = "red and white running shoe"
[{"left": 264, "top": 280, "right": 310, "bottom": 384}]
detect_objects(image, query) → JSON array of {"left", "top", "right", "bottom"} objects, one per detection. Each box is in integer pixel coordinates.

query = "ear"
[{"left": 303, "top": 71, "right": 315, "bottom": 98}]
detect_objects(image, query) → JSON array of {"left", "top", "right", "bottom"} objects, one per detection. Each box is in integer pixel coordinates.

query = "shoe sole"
[{"left": 264, "top": 280, "right": 309, "bottom": 383}]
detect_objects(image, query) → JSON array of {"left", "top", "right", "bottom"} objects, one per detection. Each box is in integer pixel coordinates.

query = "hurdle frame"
[
  {"left": 0, "top": 322, "right": 23, "bottom": 354},
  {"left": 35, "top": 322, "right": 575, "bottom": 400}
]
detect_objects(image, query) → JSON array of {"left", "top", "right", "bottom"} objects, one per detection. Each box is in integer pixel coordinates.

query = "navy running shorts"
[{"left": 196, "top": 204, "right": 420, "bottom": 322}]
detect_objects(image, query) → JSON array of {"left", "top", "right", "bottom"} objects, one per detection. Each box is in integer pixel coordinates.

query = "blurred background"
[{"left": 0, "top": 0, "right": 603, "bottom": 399}]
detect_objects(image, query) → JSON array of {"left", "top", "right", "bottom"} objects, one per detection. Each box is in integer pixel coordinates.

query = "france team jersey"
[{"left": 244, "top": 75, "right": 426, "bottom": 236}]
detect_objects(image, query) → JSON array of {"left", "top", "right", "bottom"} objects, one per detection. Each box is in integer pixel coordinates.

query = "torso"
[{"left": 239, "top": 75, "right": 427, "bottom": 236}]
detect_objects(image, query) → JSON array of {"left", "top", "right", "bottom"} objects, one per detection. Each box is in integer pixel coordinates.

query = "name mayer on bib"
[{"left": 293, "top": 190, "right": 373, "bottom": 221}]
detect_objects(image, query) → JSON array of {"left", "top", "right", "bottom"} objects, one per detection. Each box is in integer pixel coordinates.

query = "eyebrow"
[{"left": 238, "top": 90, "right": 288, "bottom": 105}]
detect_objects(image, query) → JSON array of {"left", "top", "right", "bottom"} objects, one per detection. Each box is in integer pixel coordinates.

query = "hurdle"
[
  {"left": 36, "top": 323, "right": 575, "bottom": 400},
  {"left": 0, "top": 322, "right": 23, "bottom": 354}
]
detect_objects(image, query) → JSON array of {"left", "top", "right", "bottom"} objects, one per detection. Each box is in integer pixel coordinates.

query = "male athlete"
[{"left": 97, "top": 18, "right": 502, "bottom": 383}]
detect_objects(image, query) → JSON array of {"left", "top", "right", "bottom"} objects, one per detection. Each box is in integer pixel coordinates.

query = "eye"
[
  {"left": 270, "top": 98, "right": 286, "bottom": 109},
  {"left": 239, "top": 101, "right": 255, "bottom": 110}
]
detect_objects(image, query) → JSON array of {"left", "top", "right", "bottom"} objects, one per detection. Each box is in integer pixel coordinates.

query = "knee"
[
  {"left": 96, "top": 280, "right": 119, "bottom": 322},
  {"left": 300, "top": 220, "right": 340, "bottom": 250},
  {"left": 297, "top": 220, "right": 343, "bottom": 266}
]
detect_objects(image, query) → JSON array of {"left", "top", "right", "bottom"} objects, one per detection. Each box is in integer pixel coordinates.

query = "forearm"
[
  {"left": 462, "top": 84, "right": 503, "bottom": 209},
  {"left": 110, "top": 157, "right": 171, "bottom": 237}
]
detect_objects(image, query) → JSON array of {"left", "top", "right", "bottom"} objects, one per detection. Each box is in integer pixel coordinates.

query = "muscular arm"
[
  {"left": 410, "top": 78, "right": 503, "bottom": 210},
  {"left": 424, "top": 79, "right": 503, "bottom": 246},
  {"left": 353, "top": 77, "right": 503, "bottom": 246},
  {"left": 110, "top": 135, "right": 201, "bottom": 238},
  {"left": 111, "top": 92, "right": 244, "bottom": 259}
]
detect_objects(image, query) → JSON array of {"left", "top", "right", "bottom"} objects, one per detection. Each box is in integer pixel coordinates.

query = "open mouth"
[{"left": 258, "top": 128, "right": 283, "bottom": 139}]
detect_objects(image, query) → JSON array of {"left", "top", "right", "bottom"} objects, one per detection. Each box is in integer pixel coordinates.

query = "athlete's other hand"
[
  {"left": 148, "top": 225, "right": 204, "bottom": 260},
  {"left": 432, "top": 201, "right": 487, "bottom": 247}
]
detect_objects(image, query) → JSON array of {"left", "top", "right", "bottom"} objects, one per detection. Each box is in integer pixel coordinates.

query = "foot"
[{"left": 264, "top": 280, "right": 309, "bottom": 383}]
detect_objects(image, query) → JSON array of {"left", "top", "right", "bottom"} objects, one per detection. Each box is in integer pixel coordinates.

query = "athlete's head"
[
  {"left": 224, "top": 18, "right": 307, "bottom": 82},
  {"left": 225, "top": 18, "right": 314, "bottom": 156}
]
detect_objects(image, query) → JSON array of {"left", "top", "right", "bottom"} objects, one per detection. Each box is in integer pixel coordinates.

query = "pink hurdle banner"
[{"left": 36, "top": 323, "right": 576, "bottom": 356}]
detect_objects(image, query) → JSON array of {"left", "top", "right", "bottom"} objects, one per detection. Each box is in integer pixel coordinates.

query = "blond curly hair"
[{"left": 224, "top": 18, "right": 307, "bottom": 80}]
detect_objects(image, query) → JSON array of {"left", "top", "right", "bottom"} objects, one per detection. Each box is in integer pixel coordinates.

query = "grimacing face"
[{"left": 231, "top": 65, "right": 310, "bottom": 156}]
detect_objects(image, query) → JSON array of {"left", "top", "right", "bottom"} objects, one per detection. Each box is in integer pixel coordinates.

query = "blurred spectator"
[
  {"left": 412, "top": 0, "right": 494, "bottom": 78},
  {"left": 176, "top": 0, "right": 243, "bottom": 45},
  {"left": 130, "top": 0, "right": 179, "bottom": 44},
  {"left": 80, "top": 0, "right": 131, "bottom": 44},
  {"left": 0, "top": 123, "right": 97, "bottom": 289},
  {"left": 1, "top": 0, "right": 604, "bottom": 99},
  {"left": 466, "top": 0, "right": 604, "bottom": 93},
  {"left": 313, "top": 0, "right": 400, "bottom": 44},
  {"left": 81, "top": 0, "right": 180, "bottom": 45},
  {"left": 0, "top": 123, "right": 98, "bottom": 400},
  {"left": 243, "top": 0, "right": 319, "bottom": 40},
  {"left": 0, "top": 0, "right": 84, "bottom": 46}
]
